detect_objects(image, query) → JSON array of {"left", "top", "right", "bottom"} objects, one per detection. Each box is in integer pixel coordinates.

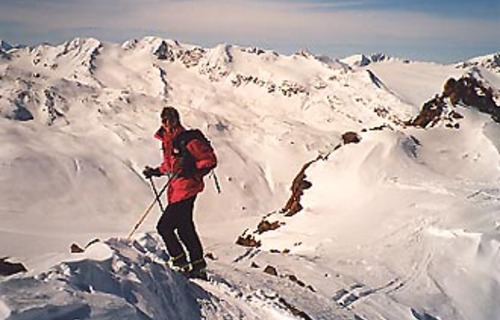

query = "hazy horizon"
[{"left": 1, "top": 0, "right": 499, "bottom": 63}]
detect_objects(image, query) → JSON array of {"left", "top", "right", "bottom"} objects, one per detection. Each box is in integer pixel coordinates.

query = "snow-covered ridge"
[
  {"left": 0, "top": 40, "right": 14, "bottom": 60},
  {"left": 0, "top": 235, "right": 232, "bottom": 319},
  {"left": 0, "top": 40, "right": 13, "bottom": 52},
  {"left": 341, "top": 53, "right": 403, "bottom": 67},
  {"left": 0, "top": 36, "right": 421, "bottom": 128},
  {"left": 0, "top": 234, "right": 358, "bottom": 319},
  {"left": 456, "top": 53, "right": 500, "bottom": 73},
  {"left": 28, "top": 37, "right": 102, "bottom": 73}
]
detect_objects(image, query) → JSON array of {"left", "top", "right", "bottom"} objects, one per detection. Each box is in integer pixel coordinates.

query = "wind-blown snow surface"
[{"left": 0, "top": 37, "right": 499, "bottom": 319}]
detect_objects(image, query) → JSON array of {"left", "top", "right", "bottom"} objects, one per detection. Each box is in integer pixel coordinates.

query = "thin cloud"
[{"left": 0, "top": 0, "right": 498, "bottom": 61}]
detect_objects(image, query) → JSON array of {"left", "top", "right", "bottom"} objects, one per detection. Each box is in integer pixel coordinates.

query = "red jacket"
[{"left": 154, "top": 126, "right": 217, "bottom": 203}]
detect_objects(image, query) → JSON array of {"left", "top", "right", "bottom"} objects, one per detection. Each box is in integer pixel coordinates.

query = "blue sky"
[{"left": 1, "top": 0, "right": 499, "bottom": 63}]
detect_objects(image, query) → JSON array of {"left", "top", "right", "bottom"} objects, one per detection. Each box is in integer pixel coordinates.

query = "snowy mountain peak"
[
  {"left": 0, "top": 39, "right": 13, "bottom": 51},
  {"left": 370, "top": 52, "right": 388, "bottom": 63},
  {"left": 141, "top": 36, "right": 182, "bottom": 50},
  {"left": 198, "top": 44, "right": 233, "bottom": 81},
  {"left": 315, "top": 55, "right": 350, "bottom": 71},
  {"left": 208, "top": 43, "right": 233, "bottom": 64},
  {"left": 27, "top": 36, "right": 102, "bottom": 67},
  {"left": 456, "top": 53, "right": 500, "bottom": 73},
  {"left": 294, "top": 49, "right": 315, "bottom": 59},
  {"left": 62, "top": 37, "right": 101, "bottom": 53},
  {"left": 121, "top": 36, "right": 180, "bottom": 60},
  {"left": 341, "top": 53, "right": 399, "bottom": 67},
  {"left": 239, "top": 46, "right": 268, "bottom": 56},
  {"left": 0, "top": 40, "right": 11, "bottom": 60},
  {"left": 341, "top": 54, "right": 372, "bottom": 67},
  {"left": 121, "top": 38, "right": 139, "bottom": 50}
]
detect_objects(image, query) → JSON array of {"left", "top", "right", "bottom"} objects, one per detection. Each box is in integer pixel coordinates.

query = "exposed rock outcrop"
[
  {"left": 43, "top": 87, "right": 67, "bottom": 125},
  {"left": 0, "top": 49, "right": 10, "bottom": 60},
  {"left": 408, "top": 96, "right": 448, "bottom": 128},
  {"left": 444, "top": 75, "right": 499, "bottom": 121},
  {"left": 0, "top": 258, "right": 27, "bottom": 276},
  {"left": 366, "top": 69, "right": 385, "bottom": 89},
  {"left": 154, "top": 40, "right": 175, "bottom": 61},
  {"left": 262, "top": 265, "right": 316, "bottom": 293},
  {"left": 407, "top": 72, "right": 499, "bottom": 128},
  {"left": 240, "top": 47, "right": 265, "bottom": 55},
  {"left": 177, "top": 47, "right": 205, "bottom": 68},
  {"left": 70, "top": 243, "right": 85, "bottom": 253},
  {"left": 257, "top": 219, "right": 281, "bottom": 234},
  {"left": 281, "top": 161, "right": 314, "bottom": 216},
  {"left": 279, "top": 298, "right": 313, "bottom": 320},
  {"left": 263, "top": 265, "right": 278, "bottom": 277},
  {"left": 342, "top": 131, "right": 361, "bottom": 144},
  {"left": 231, "top": 74, "right": 268, "bottom": 88},
  {"left": 236, "top": 233, "right": 261, "bottom": 247},
  {"left": 230, "top": 75, "right": 308, "bottom": 97},
  {"left": 279, "top": 80, "right": 308, "bottom": 97}
]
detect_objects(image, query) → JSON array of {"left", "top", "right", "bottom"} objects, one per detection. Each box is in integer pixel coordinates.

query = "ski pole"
[
  {"left": 149, "top": 177, "right": 164, "bottom": 212},
  {"left": 126, "top": 174, "right": 176, "bottom": 240},
  {"left": 210, "top": 170, "right": 221, "bottom": 194}
]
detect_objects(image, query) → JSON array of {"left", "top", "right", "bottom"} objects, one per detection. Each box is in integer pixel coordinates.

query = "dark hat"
[{"left": 161, "top": 106, "right": 180, "bottom": 125}]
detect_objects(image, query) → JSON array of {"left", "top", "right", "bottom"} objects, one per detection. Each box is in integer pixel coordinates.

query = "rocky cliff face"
[{"left": 408, "top": 68, "right": 499, "bottom": 128}]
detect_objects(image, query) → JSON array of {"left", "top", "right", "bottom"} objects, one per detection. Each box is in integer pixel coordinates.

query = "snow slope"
[
  {"left": 0, "top": 37, "right": 499, "bottom": 319},
  {"left": 0, "top": 234, "right": 358, "bottom": 319}
]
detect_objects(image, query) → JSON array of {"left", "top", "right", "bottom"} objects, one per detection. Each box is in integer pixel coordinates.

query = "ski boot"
[
  {"left": 167, "top": 253, "right": 190, "bottom": 273},
  {"left": 185, "top": 259, "right": 208, "bottom": 280}
]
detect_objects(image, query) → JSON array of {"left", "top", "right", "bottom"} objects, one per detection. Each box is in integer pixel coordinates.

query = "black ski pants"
[{"left": 156, "top": 195, "right": 204, "bottom": 262}]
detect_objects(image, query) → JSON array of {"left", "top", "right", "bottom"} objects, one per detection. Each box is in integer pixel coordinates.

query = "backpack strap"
[{"left": 173, "top": 129, "right": 211, "bottom": 151}]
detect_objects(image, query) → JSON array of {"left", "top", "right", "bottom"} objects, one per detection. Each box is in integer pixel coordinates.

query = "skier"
[{"left": 143, "top": 106, "right": 217, "bottom": 279}]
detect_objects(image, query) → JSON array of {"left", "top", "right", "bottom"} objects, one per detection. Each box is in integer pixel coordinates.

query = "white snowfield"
[{"left": 0, "top": 37, "right": 499, "bottom": 319}]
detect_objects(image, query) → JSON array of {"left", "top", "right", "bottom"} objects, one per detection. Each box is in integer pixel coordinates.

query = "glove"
[{"left": 142, "top": 166, "right": 162, "bottom": 179}]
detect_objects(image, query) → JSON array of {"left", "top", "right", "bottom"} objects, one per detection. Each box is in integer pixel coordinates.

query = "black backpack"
[{"left": 173, "top": 129, "right": 216, "bottom": 177}]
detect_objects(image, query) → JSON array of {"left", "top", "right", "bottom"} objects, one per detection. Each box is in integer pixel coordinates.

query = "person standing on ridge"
[{"left": 143, "top": 106, "right": 217, "bottom": 279}]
